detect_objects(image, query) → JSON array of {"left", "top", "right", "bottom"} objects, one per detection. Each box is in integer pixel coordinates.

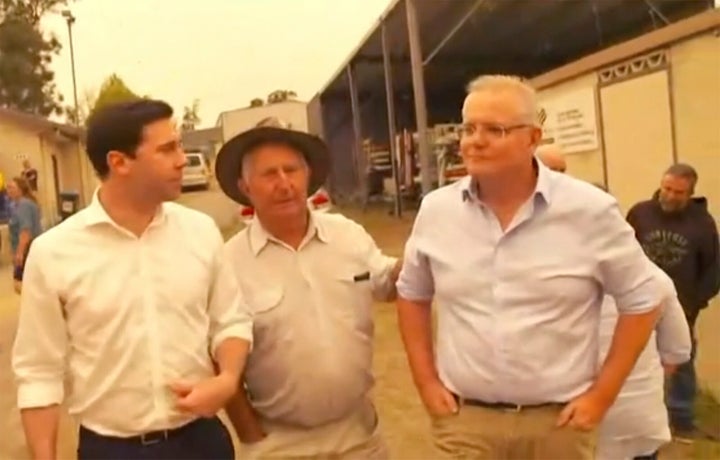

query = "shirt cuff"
[
  {"left": 210, "top": 324, "right": 253, "bottom": 358},
  {"left": 659, "top": 352, "right": 691, "bottom": 365},
  {"left": 17, "top": 381, "right": 64, "bottom": 409}
]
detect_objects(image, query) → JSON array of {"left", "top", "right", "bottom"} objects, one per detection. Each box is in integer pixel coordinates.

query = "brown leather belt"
[{"left": 454, "top": 394, "right": 566, "bottom": 412}]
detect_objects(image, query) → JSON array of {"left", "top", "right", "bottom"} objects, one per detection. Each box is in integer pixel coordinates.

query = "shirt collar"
[
  {"left": 83, "top": 187, "right": 168, "bottom": 229},
  {"left": 460, "top": 157, "right": 554, "bottom": 205},
  {"left": 248, "top": 211, "right": 329, "bottom": 256}
]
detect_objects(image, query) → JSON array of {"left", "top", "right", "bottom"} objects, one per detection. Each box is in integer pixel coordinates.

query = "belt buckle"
[
  {"left": 140, "top": 430, "right": 168, "bottom": 446},
  {"left": 505, "top": 404, "right": 523, "bottom": 413}
]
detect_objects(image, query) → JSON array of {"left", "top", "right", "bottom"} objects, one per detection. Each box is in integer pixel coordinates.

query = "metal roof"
[
  {"left": 316, "top": 0, "right": 713, "bottom": 100},
  {"left": 0, "top": 107, "right": 85, "bottom": 140}
]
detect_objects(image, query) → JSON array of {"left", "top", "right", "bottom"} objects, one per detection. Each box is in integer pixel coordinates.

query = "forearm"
[
  {"left": 21, "top": 405, "right": 60, "bottom": 460},
  {"left": 396, "top": 296, "right": 438, "bottom": 387},
  {"left": 224, "top": 384, "right": 264, "bottom": 441},
  {"left": 213, "top": 338, "right": 250, "bottom": 382},
  {"left": 17, "top": 230, "right": 30, "bottom": 257},
  {"left": 593, "top": 306, "right": 660, "bottom": 403}
]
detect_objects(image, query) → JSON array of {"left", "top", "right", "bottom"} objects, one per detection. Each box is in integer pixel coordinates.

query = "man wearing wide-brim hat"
[{"left": 217, "top": 117, "right": 401, "bottom": 459}]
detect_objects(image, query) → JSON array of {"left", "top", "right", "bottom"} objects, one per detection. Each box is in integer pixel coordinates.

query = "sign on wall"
[{"left": 538, "top": 87, "right": 600, "bottom": 154}]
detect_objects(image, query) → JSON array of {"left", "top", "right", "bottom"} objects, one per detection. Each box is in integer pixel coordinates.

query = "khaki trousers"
[
  {"left": 240, "top": 401, "right": 388, "bottom": 460},
  {"left": 432, "top": 404, "right": 597, "bottom": 459}
]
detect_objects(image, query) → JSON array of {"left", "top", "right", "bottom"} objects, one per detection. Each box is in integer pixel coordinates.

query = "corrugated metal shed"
[{"left": 309, "top": 0, "right": 712, "bottom": 199}]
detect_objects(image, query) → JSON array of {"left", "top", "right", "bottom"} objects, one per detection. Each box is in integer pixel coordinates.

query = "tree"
[
  {"left": 249, "top": 98, "right": 264, "bottom": 108},
  {"left": 181, "top": 99, "right": 200, "bottom": 131},
  {"left": 0, "top": 0, "right": 70, "bottom": 116},
  {"left": 267, "top": 90, "right": 298, "bottom": 104},
  {"left": 1, "top": 0, "right": 67, "bottom": 26},
  {"left": 65, "top": 87, "right": 97, "bottom": 125},
  {"left": 88, "top": 73, "right": 141, "bottom": 121}
]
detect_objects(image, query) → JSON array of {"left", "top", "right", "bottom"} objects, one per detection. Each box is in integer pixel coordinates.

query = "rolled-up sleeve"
[
  {"left": 207, "top": 230, "right": 253, "bottom": 356},
  {"left": 11, "top": 241, "right": 67, "bottom": 409},
  {"left": 653, "top": 268, "right": 692, "bottom": 364},
  {"left": 591, "top": 198, "right": 663, "bottom": 314},
  {"left": 396, "top": 203, "right": 434, "bottom": 302}
]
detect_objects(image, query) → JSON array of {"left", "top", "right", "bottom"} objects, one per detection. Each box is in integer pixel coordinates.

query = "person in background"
[
  {"left": 12, "top": 99, "right": 253, "bottom": 460},
  {"left": 21, "top": 159, "right": 38, "bottom": 191},
  {"left": 536, "top": 160, "right": 692, "bottom": 460},
  {"left": 396, "top": 74, "right": 663, "bottom": 460},
  {"left": 0, "top": 169, "right": 9, "bottom": 224},
  {"left": 217, "top": 117, "right": 400, "bottom": 459},
  {"left": 626, "top": 163, "right": 720, "bottom": 441},
  {"left": 5, "top": 176, "right": 42, "bottom": 294},
  {"left": 535, "top": 143, "right": 566, "bottom": 173}
]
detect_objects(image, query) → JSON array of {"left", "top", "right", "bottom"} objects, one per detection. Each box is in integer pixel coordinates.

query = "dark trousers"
[
  {"left": 634, "top": 450, "right": 658, "bottom": 460},
  {"left": 78, "top": 417, "right": 234, "bottom": 460},
  {"left": 667, "top": 337, "right": 697, "bottom": 430}
]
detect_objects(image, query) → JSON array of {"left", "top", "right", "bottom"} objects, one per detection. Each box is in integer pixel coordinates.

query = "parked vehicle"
[
  {"left": 237, "top": 187, "right": 332, "bottom": 223},
  {"left": 182, "top": 152, "right": 210, "bottom": 190}
]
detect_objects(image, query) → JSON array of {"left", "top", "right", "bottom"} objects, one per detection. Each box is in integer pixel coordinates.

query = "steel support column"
[
  {"left": 346, "top": 64, "right": 366, "bottom": 203},
  {"left": 381, "top": 21, "right": 402, "bottom": 218},
  {"left": 423, "top": 0, "right": 486, "bottom": 67},
  {"left": 406, "top": 0, "right": 432, "bottom": 196}
]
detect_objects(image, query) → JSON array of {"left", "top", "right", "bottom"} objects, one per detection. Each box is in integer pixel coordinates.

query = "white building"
[{"left": 216, "top": 100, "right": 309, "bottom": 142}]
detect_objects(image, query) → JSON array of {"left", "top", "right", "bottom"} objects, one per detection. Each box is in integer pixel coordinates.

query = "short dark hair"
[
  {"left": 85, "top": 99, "right": 174, "bottom": 178},
  {"left": 664, "top": 163, "right": 698, "bottom": 192}
]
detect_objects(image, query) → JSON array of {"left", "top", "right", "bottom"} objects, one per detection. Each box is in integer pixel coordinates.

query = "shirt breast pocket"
[
  {"left": 332, "top": 270, "right": 373, "bottom": 331},
  {"left": 246, "top": 287, "right": 284, "bottom": 315}
]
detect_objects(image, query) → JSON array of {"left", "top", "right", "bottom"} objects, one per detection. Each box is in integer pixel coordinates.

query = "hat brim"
[{"left": 214, "top": 127, "right": 330, "bottom": 206}]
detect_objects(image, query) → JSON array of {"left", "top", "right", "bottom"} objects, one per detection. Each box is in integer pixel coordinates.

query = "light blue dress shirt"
[{"left": 397, "top": 160, "right": 665, "bottom": 405}]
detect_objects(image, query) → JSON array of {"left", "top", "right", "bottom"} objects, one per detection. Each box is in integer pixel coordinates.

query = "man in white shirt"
[
  {"left": 537, "top": 157, "right": 692, "bottom": 460},
  {"left": 12, "top": 99, "right": 253, "bottom": 460},
  {"left": 216, "top": 117, "right": 400, "bottom": 459}
]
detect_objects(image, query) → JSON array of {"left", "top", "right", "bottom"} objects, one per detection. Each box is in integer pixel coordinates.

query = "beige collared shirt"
[
  {"left": 11, "top": 192, "right": 253, "bottom": 437},
  {"left": 224, "top": 211, "right": 397, "bottom": 428}
]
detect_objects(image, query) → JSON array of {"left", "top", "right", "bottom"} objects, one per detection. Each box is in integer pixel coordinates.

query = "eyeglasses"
[{"left": 460, "top": 122, "right": 532, "bottom": 140}]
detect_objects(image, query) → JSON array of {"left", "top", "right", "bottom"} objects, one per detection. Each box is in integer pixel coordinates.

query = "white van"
[{"left": 182, "top": 152, "right": 210, "bottom": 191}]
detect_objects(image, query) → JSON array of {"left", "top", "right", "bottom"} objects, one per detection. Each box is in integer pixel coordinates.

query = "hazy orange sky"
[{"left": 43, "top": 0, "right": 394, "bottom": 127}]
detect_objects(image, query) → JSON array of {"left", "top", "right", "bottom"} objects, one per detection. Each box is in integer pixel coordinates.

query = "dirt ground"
[{"left": 0, "top": 204, "right": 718, "bottom": 459}]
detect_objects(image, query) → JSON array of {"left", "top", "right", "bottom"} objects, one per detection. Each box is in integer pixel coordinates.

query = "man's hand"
[
  {"left": 237, "top": 420, "right": 267, "bottom": 444},
  {"left": 556, "top": 389, "right": 611, "bottom": 431},
  {"left": 170, "top": 373, "right": 237, "bottom": 418},
  {"left": 418, "top": 379, "right": 458, "bottom": 418}
]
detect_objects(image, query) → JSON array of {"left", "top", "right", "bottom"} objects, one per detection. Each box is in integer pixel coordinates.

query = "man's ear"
[
  {"left": 107, "top": 150, "right": 132, "bottom": 176},
  {"left": 237, "top": 178, "right": 249, "bottom": 196}
]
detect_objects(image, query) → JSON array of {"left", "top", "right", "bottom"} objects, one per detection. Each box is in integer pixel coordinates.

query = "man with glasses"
[{"left": 396, "top": 75, "right": 664, "bottom": 459}]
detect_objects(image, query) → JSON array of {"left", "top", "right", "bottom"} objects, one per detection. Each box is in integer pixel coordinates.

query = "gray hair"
[
  {"left": 465, "top": 74, "right": 539, "bottom": 125},
  {"left": 664, "top": 163, "right": 698, "bottom": 192}
]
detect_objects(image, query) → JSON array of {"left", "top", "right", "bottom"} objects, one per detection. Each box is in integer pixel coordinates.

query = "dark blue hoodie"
[{"left": 626, "top": 191, "right": 719, "bottom": 327}]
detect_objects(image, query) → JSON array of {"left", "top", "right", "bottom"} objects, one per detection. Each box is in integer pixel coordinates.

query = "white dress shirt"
[
  {"left": 397, "top": 161, "right": 665, "bottom": 404},
  {"left": 11, "top": 193, "right": 253, "bottom": 437},
  {"left": 597, "top": 266, "right": 691, "bottom": 460}
]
